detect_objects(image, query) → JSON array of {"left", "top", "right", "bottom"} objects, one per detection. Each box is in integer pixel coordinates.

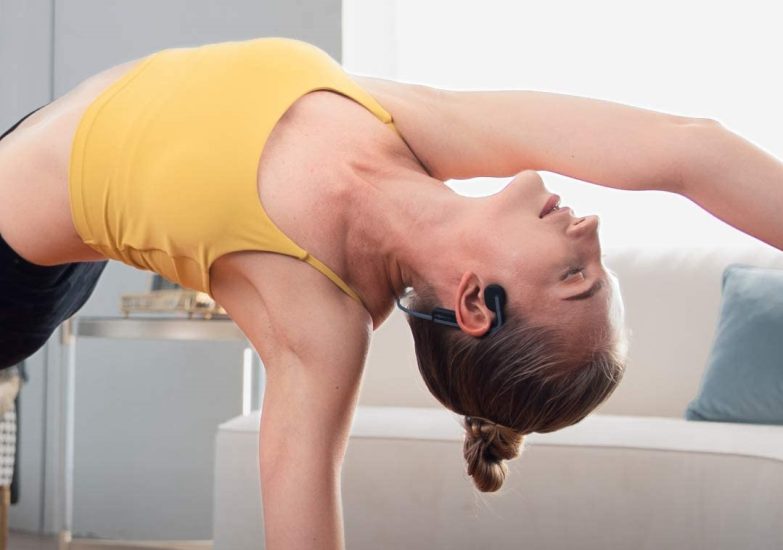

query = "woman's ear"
[{"left": 454, "top": 271, "right": 493, "bottom": 337}]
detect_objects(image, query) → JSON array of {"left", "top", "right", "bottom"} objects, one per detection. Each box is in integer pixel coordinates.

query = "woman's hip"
[{"left": 0, "top": 231, "right": 107, "bottom": 369}]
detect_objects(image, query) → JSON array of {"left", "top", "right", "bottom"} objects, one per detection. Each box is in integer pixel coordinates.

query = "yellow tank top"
[{"left": 68, "top": 37, "right": 401, "bottom": 309}]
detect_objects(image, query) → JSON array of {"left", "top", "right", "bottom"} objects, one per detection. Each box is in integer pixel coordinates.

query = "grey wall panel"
[
  {"left": 71, "top": 337, "right": 246, "bottom": 540},
  {"left": 37, "top": 261, "right": 250, "bottom": 540},
  {"left": 53, "top": 0, "right": 341, "bottom": 95},
  {"left": 33, "top": 0, "right": 343, "bottom": 540},
  {"left": 2, "top": 0, "right": 341, "bottom": 538},
  {"left": 40, "top": 263, "right": 247, "bottom": 540},
  {"left": 0, "top": 0, "right": 54, "bottom": 533},
  {"left": 0, "top": 0, "right": 52, "bottom": 126}
]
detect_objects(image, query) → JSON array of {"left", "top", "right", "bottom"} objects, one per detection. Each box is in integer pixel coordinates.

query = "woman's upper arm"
[
  {"left": 250, "top": 293, "right": 371, "bottom": 550},
  {"left": 259, "top": 308, "right": 370, "bottom": 472},
  {"left": 354, "top": 74, "right": 701, "bottom": 192}
]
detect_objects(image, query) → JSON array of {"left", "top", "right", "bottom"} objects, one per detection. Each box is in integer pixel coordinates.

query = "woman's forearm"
[
  {"left": 678, "top": 121, "right": 783, "bottom": 251},
  {"left": 261, "top": 458, "right": 345, "bottom": 550}
]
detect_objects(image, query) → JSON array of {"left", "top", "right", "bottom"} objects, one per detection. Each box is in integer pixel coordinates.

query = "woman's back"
[{"left": 0, "top": 58, "right": 142, "bottom": 265}]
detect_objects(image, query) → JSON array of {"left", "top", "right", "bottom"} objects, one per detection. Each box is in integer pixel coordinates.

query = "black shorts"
[{"left": 0, "top": 106, "right": 108, "bottom": 369}]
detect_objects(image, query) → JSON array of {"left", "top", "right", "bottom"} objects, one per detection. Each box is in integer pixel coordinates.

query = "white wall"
[{"left": 343, "top": 0, "right": 783, "bottom": 251}]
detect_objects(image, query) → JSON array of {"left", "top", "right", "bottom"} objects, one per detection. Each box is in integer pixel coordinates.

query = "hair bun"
[{"left": 463, "top": 416, "right": 525, "bottom": 492}]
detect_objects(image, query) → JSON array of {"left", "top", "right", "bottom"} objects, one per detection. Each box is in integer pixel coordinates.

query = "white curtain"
[{"left": 343, "top": 0, "right": 782, "bottom": 250}]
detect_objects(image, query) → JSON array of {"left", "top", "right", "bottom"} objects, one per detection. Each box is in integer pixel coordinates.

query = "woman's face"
[{"left": 483, "top": 170, "right": 610, "bottom": 329}]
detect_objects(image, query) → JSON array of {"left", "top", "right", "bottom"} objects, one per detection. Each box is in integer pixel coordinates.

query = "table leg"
[
  {"left": 59, "top": 318, "right": 78, "bottom": 549},
  {"left": 0, "top": 485, "right": 9, "bottom": 550}
]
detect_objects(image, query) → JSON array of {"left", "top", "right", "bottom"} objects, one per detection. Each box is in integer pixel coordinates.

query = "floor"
[
  {"left": 7, "top": 532, "right": 213, "bottom": 549},
  {"left": 8, "top": 530, "right": 57, "bottom": 549}
]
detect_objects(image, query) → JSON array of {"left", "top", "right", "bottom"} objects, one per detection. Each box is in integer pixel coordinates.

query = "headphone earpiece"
[
  {"left": 483, "top": 284, "right": 506, "bottom": 309},
  {"left": 484, "top": 284, "right": 506, "bottom": 331}
]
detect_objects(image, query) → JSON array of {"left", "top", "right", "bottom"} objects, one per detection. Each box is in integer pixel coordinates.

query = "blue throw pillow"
[{"left": 685, "top": 263, "right": 783, "bottom": 425}]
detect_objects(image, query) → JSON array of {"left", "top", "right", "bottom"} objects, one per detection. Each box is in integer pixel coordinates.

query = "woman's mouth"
[
  {"left": 539, "top": 194, "right": 561, "bottom": 218},
  {"left": 540, "top": 194, "right": 588, "bottom": 224}
]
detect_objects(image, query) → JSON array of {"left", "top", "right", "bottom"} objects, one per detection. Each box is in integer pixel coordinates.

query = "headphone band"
[{"left": 395, "top": 283, "right": 507, "bottom": 337}]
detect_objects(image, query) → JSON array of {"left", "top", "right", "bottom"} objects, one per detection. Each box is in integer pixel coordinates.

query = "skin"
[{"left": 1, "top": 47, "right": 780, "bottom": 550}]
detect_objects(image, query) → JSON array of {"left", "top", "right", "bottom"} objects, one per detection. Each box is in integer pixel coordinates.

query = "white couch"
[{"left": 213, "top": 244, "right": 783, "bottom": 550}]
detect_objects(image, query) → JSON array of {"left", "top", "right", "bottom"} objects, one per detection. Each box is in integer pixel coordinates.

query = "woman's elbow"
[{"left": 669, "top": 117, "right": 726, "bottom": 196}]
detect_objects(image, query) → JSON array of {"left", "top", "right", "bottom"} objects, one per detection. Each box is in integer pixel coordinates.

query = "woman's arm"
[
  {"left": 254, "top": 299, "right": 370, "bottom": 550},
  {"left": 259, "top": 361, "right": 353, "bottom": 550},
  {"left": 353, "top": 77, "right": 696, "bottom": 190},
  {"left": 211, "top": 242, "right": 375, "bottom": 549},
  {"left": 356, "top": 76, "right": 782, "bottom": 250},
  {"left": 675, "top": 121, "right": 783, "bottom": 251},
  {"left": 258, "top": 353, "right": 367, "bottom": 550},
  {"left": 430, "top": 88, "right": 783, "bottom": 250}
]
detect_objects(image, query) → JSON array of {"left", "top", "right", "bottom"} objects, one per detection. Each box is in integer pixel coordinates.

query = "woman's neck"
[{"left": 342, "top": 153, "right": 482, "bottom": 329}]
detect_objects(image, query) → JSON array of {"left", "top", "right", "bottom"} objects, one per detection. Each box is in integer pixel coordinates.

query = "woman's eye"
[{"left": 567, "top": 267, "right": 585, "bottom": 280}]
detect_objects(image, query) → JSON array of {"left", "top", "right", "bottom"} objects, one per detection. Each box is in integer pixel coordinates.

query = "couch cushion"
[{"left": 686, "top": 264, "right": 783, "bottom": 424}]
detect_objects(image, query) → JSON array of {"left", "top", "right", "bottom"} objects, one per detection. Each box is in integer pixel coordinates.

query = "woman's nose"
[{"left": 516, "top": 169, "right": 546, "bottom": 191}]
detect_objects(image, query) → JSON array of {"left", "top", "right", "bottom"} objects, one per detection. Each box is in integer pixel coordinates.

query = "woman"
[{"left": 0, "top": 36, "right": 780, "bottom": 548}]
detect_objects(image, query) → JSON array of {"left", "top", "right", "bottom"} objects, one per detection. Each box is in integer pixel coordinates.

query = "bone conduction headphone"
[{"left": 395, "top": 284, "right": 507, "bottom": 337}]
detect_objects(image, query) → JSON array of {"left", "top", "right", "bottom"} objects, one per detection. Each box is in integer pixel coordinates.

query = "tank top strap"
[{"left": 301, "top": 252, "right": 364, "bottom": 306}]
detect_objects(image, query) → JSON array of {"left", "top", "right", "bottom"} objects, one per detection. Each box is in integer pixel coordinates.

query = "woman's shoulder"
[{"left": 348, "top": 74, "right": 449, "bottom": 180}]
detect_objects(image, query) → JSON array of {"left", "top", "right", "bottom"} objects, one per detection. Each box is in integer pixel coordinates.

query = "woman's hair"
[{"left": 401, "top": 273, "right": 628, "bottom": 493}]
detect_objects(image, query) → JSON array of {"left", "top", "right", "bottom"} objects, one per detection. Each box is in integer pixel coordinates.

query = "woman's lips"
[
  {"left": 539, "top": 194, "right": 588, "bottom": 224},
  {"left": 551, "top": 206, "right": 573, "bottom": 217},
  {"left": 539, "top": 194, "right": 560, "bottom": 218}
]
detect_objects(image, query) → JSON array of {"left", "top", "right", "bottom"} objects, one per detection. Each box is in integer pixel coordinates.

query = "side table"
[{"left": 56, "top": 316, "right": 256, "bottom": 550}]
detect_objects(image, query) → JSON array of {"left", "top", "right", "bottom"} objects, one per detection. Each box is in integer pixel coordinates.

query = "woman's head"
[
  {"left": 399, "top": 170, "right": 628, "bottom": 492},
  {"left": 447, "top": 170, "right": 609, "bottom": 335}
]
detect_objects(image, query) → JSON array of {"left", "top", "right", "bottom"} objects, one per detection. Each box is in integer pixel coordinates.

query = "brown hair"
[{"left": 402, "top": 277, "right": 627, "bottom": 493}]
